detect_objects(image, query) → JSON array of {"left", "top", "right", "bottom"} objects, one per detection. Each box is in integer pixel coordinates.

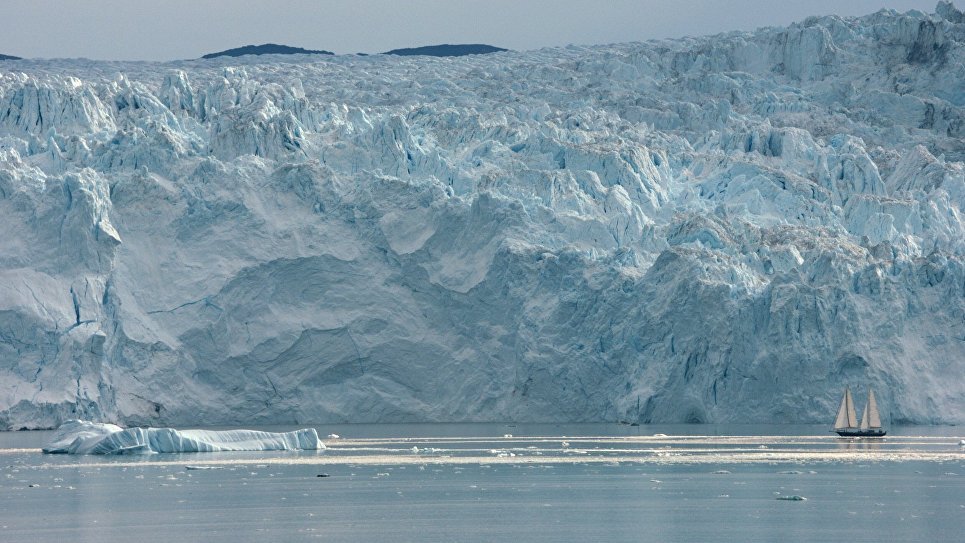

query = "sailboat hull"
[{"left": 834, "top": 428, "right": 887, "bottom": 437}]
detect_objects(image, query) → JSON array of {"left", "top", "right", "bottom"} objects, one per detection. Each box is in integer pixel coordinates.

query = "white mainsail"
[
  {"left": 867, "top": 389, "right": 882, "bottom": 428},
  {"left": 846, "top": 388, "right": 857, "bottom": 427},
  {"left": 860, "top": 402, "right": 870, "bottom": 430}
]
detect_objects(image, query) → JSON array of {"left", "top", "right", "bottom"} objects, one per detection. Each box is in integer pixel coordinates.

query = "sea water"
[{"left": 1, "top": 424, "right": 962, "bottom": 542}]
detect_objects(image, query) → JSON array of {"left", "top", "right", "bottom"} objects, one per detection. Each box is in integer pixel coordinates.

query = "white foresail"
[
  {"left": 834, "top": 390, "right": 848, "bottom": 428},
  {"left": 867, "top": 389, "right": 882, "bottom": 428},
  {"left": 860, "top": 401, "right": 870, "bottom": 429},
  {"left": 834, "top": 388, "right": 855, "bottom": 429}
]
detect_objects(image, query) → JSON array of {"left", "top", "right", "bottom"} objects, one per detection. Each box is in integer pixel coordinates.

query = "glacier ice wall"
[{"left": 1, "top": 4, "right": 963, "bottom": 429}]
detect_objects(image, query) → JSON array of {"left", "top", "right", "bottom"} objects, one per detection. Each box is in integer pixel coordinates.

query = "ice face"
[
  {"left": 41, "top": 420, "right": 323, "bottom": 454},
  {"left": 0, "top": 4, "right": 963, "bottom": 429}
]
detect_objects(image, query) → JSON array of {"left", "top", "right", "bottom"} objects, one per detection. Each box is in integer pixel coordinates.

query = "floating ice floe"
[{"left": 42, "top": 420, "right": 324, "bottom": 454}]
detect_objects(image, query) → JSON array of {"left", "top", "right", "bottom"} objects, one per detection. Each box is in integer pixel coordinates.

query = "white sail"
[
  {"left": 845, "top": 387, "right": 857, "bottom": 428},
  {"left": 867, "top": 389, "right": 882, "bottom": 428},
  {"left": 834, "top": 387, "right": 886, "bottom": 436},
  {"left": 834, "top": 390, "right": 849, "bottom": 429},
  {"left": 834, "top": 387, "right": 858, "bottom": 429}
]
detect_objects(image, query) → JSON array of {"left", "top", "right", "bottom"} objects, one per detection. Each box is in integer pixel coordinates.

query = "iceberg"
[{"left": 42, "top": 420, "right": 324, "bottom": 454}]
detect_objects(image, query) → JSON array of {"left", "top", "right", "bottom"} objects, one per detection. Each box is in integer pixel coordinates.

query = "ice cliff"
[{"left": 1, "top": 4, "right": 963, "bottom": 429}]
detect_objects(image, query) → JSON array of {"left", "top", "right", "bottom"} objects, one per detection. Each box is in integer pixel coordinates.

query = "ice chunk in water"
[{"left": 42, "top": 420, "right": 324, "bottom": 454}]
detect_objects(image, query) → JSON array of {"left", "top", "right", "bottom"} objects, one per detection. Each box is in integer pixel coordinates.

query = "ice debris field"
[
  {"left": 13, "top": 420, "right": 965, "bottom": 467},
  {"left": 0, "top": 3, "right": 964, "bottom": 429}
]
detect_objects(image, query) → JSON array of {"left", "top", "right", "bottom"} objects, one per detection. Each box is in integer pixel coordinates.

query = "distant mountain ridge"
[
  {"left": 201, "top": 44, "right": 333, "bottom": 59},
  {"left": 383, "top": 44, "right": 507, "bottom": 57},
  {"left": 0, "top": 53, "right": 21, "bottom": 60}
]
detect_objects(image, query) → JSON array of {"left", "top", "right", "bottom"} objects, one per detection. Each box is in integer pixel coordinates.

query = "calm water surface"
[{"left": 1, "top": 424, "right": 962, "bottom": 542}]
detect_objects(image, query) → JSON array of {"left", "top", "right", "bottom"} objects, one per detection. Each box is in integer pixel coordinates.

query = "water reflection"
[{"left": 834, "top": 437, "right": 884, "bottom": 452}]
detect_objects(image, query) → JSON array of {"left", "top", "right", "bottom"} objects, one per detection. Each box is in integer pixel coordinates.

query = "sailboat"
[{"left": 833, "top": 387, "right": 886, "bottom": 437}]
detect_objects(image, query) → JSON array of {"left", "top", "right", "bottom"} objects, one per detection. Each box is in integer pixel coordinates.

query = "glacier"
[
  {"left": 0, "top": 3, "right": 963, "bottom": 429},
  {"left": 41, "top": 419, "right": 322, "bottom": 454}
]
